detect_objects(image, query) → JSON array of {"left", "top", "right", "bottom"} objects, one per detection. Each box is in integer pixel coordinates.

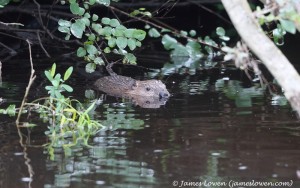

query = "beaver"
[{"left": 94, "top": 63, "right": 170, "bottom": 99}]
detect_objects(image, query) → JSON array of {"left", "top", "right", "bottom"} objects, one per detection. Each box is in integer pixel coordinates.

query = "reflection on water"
[
  {"left": 1, "top": 65, "right": 300, "bottom": 188},
  {"left": 44, "top": 134, "right": 156, "bottom": 188}
]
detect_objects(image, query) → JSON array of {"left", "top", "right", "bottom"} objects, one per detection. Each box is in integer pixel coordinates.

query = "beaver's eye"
[
  {"left": 146, "top": 87, "right": 151, "bottom": 91},
  {"left": 146, "top": 101, "right": 150, "bottom": 104}
]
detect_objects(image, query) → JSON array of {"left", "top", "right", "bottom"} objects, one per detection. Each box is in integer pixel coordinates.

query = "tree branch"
[{"left": 221, "top": 0, "right": 300, "bottom": 115}]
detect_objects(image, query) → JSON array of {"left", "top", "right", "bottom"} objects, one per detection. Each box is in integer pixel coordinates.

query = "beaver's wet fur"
[
  {"left": 93, "top": 63, "right": 170, "bottom": 99},
  {"left": 94, "top": 75, "right": 170, "bottom": 98}
]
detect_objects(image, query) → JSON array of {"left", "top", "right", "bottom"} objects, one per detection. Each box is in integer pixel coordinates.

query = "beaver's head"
[{"left": 129, "top": 80, "right": 170, "bottom": 99}]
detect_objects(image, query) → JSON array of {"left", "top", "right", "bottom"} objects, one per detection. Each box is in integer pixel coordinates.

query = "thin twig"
[
  {"left": 15, "top": 39, "right": 36, "bottom": 188},
  {"left": 109, "top": 5, "right": 221, "bottom": 50},
  {"left": 159, "top": 0, "right": 179, "bottom": 18},
  {"left": 0, "top": 21, "right": 24, "bottom": 26},
  {"left": 32, "top": 0, "right": 44, "bottom": 27},
  {"left": 16, "top": 39, "right": 37, "bottom": 125},
  {"left": 189, "top": 1, "right": 232, "bottom": 25},
  {"left": 36, "top": 31, "right": 51, "bottom": 57},
  {"left": 0, "top": 42, "right": 17, "bottom": 55}
]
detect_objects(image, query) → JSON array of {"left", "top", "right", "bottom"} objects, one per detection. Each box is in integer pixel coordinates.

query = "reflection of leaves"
[
  {"left": 102, "top": 107, "right": 145, "bottom": 130},
  {"left": 0, "top": 104, "right": 16, "bottom": 116},
  {"left": 216, "top": 79, "right": 264, "bottom": 108},
  {"left": 271, "top": 95, "right": 288, "bottom": 106},
  {"left": 179, "top": 78, "right": 210, "bottom": 95}
]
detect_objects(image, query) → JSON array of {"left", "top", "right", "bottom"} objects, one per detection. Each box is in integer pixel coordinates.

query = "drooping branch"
[{"left": 221, "top": 0, "right": 300, "bottom": 115}]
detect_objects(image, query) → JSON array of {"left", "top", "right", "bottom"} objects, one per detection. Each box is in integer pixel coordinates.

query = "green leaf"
[
  {"left": 116, "top": 37, "right": 128, "bottom": 49},
  {"left": 186, "top": 41, "right": 202, "bottom": 59},
  {"left": 58, "top": 19, "right": 71, "bottom": 27},
  {"left": 123, "top": 53, "right": 136, "bottom": 64},
  {"left": 64, "top": 66, "right": 73, "bottom": 81},
  {"left": 86, "top": 44, "right": 98, "bottom": 56},
  {"left": 162, "top": 34, "right": 178, "bottom": 50},
  {"left": 45, "top": 85, "right": 53, "bottom": 91},
  {"left": 109, "top": 19, "right": 120, "bottom": 27},
  {"left": 61, "top": 84, "right": 73, "bottom": 92},
  {"left": 85, "top": 63, "right": 96, "bottom": 73},
  {"left": 44, "top": 71, "right": 53, "bottom": 81},
  {"left": 77, "top": 47, "right": 86, "bottom": 57},
  {"left": 87, "top": 54, "right": 95, "bottom": 60},
  {"left": 70, "top": 2, "right": 85, "bottom": 16},
  {"left": 104, "top": 47, "right": 111, "bottom": 53},
  {"left": 189, "top": 30, "right": 196, "bottom": 37},
  {"left": 51, "top": 80, "right": 59, "bottom": 88},
  {"left": 108, "top": 37, "right": 116, "bottom": 48},
  {"left": 92, "top": 14, "right": 99, "bottom": 21},
  {"left": 81, "top": 17, "right": 90, "bottom": 27},
  {"left": 96, "top": 0, "right": 110, "bottom": 6},
  {"left": 94, "top": 57, "right": 104, "bottom": 65},
  {"left": 88, "top": 33, "right": 96, "bottom": 41},
  {"left": 265, "top": 14, "right": 275, "bottom": 22},
  {"left": 133, "top": 29, "right": 146, "bottom": 41},
  {"left": 124, "top": 29, "right": 135, "bottom": 38},
  {"left": 85, "top": 89, "right": 95, "bottom": 99},
  {"left": 65, "top": 34, "right": 71, "bottom": 40},
  {"left": 6, "top": 105, "right": 16, "bottom": 116},
  {"left": 148, "top": 28, "right": 160, "bottom": 38},
  {"left": 180, "top": 30, "right": 188, "bottom": 36},
  {"left": 112, "top": 28, "right": 125, "bottom": 37},
  {"left": 0, "top": 0, "right": 10, "bottom": 7},
  {"left": 280, "top": 19, "right": 296, "bottom": 34},
  {"left": 219, "top": 35, "right": 230, "bottom": 41},
  {"left": 216, "top": 27, "right": 225, "bottom": 36},
  {"left": 71, "top": 19, "right": 86, "bottom": 38},
  {"left": 58, "top": 26, "right": 70, "bottom": 33},
  {"left": 130, "top": 10, "right": 139, "bottom": 16},
  {"left": 54, "top": 73, "right": 61, "bottom": 82},
  {"left": 273, "top": 24, "right": 285, "bottom": 45},
  {"left": 136, "top": 41, "right": 141, "bottom": 47},
  {"left": 127, "top": 38, "right": 136, "bottom": 50},
  {"left": 89, "top": 0, "right": 96, "bottom": 5},
  {"left": 84, "top": 12, "right": 91, "bottom": 18},
  {"left": 55, "top": 90, "right": 63, "bottom": 99},
  {"left": 92, "top": 23, "right": 102, "bottom": 34},
  {"left": 50, "top": 63, "right": 56, "bottom": 77},
  {"left": 100, "top": 26, "right": 112, "bottom": 36},
  {"left": 101, "top": 17, "right": 111, "bottom": 25},
  {"left": 116, "top": 25, "right": 127, "bottom": 30},
  {"left": 83, "top": 2, "right": 89, "bottom": 9}
]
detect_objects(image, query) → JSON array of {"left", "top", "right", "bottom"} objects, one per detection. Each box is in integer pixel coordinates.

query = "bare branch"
[
  {"left": 16, "top": 40, "right": 37, "bottom": 125},
  {"left": 0, "top": 21, "right": 24, "bottom": 26}
]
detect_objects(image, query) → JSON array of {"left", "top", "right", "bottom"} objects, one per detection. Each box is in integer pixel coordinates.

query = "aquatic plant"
[
  {"left": 40, "top": 63, "right": 103, "bottom": 145},
  {"left": 0, "top": 62, "right": 103, "bottom": 148}
]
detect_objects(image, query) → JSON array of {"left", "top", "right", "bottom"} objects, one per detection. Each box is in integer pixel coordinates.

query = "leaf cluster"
[
  {"left": 146, "top": 25, "right": 230, "bottom": 72},
  {"left": 255, "top": 1, "right": 300, "bottom": 45},
  {"left": 58, "top": 0, "right": 147, "bottom": 73},
  {"left": 44, "top": 63, "right": 73, "bottom": 98}
]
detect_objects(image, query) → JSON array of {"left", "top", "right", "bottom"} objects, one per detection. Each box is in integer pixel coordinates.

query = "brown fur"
[{"left": 94, "top": 75, "right": 170, "bottom": 98}]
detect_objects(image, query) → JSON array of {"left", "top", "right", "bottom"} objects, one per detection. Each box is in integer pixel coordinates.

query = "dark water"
[{"left": 0, "top": 58, "right": 300, "bottom": 188}]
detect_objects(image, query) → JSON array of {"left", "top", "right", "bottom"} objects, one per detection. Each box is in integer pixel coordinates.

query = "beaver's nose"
[{"left": 159, "top": 92, "right": 170, "bottom": 99}]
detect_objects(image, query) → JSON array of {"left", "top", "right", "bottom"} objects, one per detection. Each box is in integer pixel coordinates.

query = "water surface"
[{"left": 0, "top": 58, "right": 300, "bottom": 188}]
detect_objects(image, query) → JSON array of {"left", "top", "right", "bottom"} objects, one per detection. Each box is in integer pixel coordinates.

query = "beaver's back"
[
  {"left": 94, "top": 75, "right": 136, "bottom": 93},
  {"left": 94, "top": 75, "right": 170, "bottom": 98}
]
